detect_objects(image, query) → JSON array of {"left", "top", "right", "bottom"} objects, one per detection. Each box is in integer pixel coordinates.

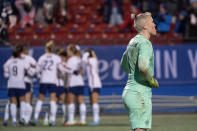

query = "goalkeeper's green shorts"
[{"left": 122, "top": 89, "right": 152, "bottom": 130}]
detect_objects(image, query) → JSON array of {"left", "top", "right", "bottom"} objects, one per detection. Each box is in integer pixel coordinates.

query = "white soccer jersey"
[
  {"left": 67, "top": 56, "right": 84, "bottom": 87},
  {"left": 4, "top": 57, "right": 30, "bottom": 89},
  {"left": 37, "top": 53, "right": 61, "bottom": 84},
  {"left": 82, "top": 53, "right": 102, "bottom": 88},
  {"left": 21, "top": 54, "right": 36, "bottom": 83}
]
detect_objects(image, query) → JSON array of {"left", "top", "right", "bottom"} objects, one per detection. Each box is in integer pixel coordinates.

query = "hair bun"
[{"left": 131, "top": 14, "right": 136, "bottom": 19}]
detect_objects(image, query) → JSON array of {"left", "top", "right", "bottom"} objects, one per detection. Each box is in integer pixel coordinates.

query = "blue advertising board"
[{"left": 0, "top": 45, "right": 197, "bottom": 89}]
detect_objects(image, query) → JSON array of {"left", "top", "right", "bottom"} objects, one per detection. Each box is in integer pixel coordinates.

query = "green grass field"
[{"left": 1, "top": 114, "right": 197, "bottom": 131}]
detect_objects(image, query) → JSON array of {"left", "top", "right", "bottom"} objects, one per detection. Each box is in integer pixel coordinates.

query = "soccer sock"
[
  {"left": 79, "top": 103, "right": 86, "bottom": 123},
  {"left": 10, "top": 103, "right": 17, "bottom": 123},
  {"left": 44, "top": 112, "right": 49, "bottom": 123},
  {"left": 49, "top": 101, "right": 57, "bottom": 122},
  {"left": 25, "top": 103, "right": 32, "bottom": 124},
  {"left": 62, "top": 104, "right": 66, "bottom": 122},
  {"left": 67, "top": 103, "right": 75, "bottom": 122},
  {"left": 93, "top": 103, "right": 100, "bottom": 122},
  {"left": 4, "top": 102, "right": 9, "bottom": 122},
  {"left": 34, "top": 100, "right": 43, "bottom": 120},
  {"left": 20, "top": 101, "right": 26, "bottom": 121}
]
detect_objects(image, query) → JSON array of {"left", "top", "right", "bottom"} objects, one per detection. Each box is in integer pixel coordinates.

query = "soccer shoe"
[
  {"left": 3, "top": 121, "right": 8, "bottom": 126},
  {"left": 19, "top": 119, "right": 25, "bottom": 126},
  {"left": 63, "top": 121, "right": 77, "bottom": 126},
  {"left": 49, "top": 121, "right": 55, "bottom": 126},
  {"left": 31, "top": 120, "right": 38, "bottom": 126},
  {"left": 12, "top": 122, "right": 17, "bottom": 126},
  {"left": 77, "top": 121, "right": 86, "bottom": 126},
  {"left": 87, "top": 121, "right": 100, "bottom": 126}
]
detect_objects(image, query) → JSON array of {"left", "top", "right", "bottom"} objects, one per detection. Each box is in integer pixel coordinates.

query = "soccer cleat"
[
  {"left": 31, "top": 120, "right": 38, "bottom": 126},
  {"left": 63, "top": 121, "right": 77, "bottom": 126},
  {"left": 12, "top": 122, "right": 17, "bottom": 126},
  {"left": 19, "top": 119, "right": 25, "bottom": 126},
  {"left": 3, "top": 121, "right": 8, "bottom": 126},
  {"left": 49, "top": 121, "right": 55, "bottom": 126},
  {"left": 77, "top": 121, "right": 86, "bottom": 126},
  {"left": 87, "top": 121, "right": 100, "bottom": 126}
]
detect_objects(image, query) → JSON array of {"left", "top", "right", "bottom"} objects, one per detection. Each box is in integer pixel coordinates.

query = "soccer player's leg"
[
  {"left": 64, "top": 87, "right": 76, "bottom": 126},
  {"left": 77, "top": 86, "right": 86, "bottom": 126},
  {"left": 18, "top": 89, "right": 26, "bottom": 126},
  {"left": 3, "top": 100, "right": 10, "bottom": 126},
  {"left": 49, "top": 84, "right": 57, "bottom": 126},
  {"left": 88, "top": 88, "right": 101, "bottom": 126},
  {"left": 33, "top": 84, "right": 46, "bottom": 124},
  {"left": 24, "top": 83, "right": 33, "bottom": 125},
  {"left": 8, "top": 89, "right": 17, "bottom": 126}
]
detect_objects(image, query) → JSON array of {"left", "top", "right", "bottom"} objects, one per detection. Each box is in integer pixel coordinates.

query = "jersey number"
[
  {"left": 43, "top": 60, "right": 54, "bottom": 70},
  {"left": 12, "top": 66, "right": 18, "bottom": 76}
]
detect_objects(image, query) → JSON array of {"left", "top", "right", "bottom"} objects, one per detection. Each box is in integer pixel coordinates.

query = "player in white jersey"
[
  {"left": 82, "top": 48, "right": 102, "bottom": 126},
  {"left": 33, "top": 41, "right": 60, "bottom": 126},
  {"left": 3, "top": 48, "right": 33, "bottom": 126},
  {"left": 34, "top": 41, "right": 73, "bottom": 126},
  {"left": 17, "top": 45, "right": 37, "bottom": 125},
  {"left": 43, "top": 49, "right": 71, "bottom": 125},
  {"left": 64, "top": 44, "right": 86, "bottom": 126}
]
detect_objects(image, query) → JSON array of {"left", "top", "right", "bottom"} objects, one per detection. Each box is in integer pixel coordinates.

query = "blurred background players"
[
  {"left": 3, "top": 46, "right": 34, "bottom": 126},
  {"left": 82, "top": 48, "right": 102, "bottom": 126},
  {"left": 64, "top": 44, "right": 86, "bottom": 126}
]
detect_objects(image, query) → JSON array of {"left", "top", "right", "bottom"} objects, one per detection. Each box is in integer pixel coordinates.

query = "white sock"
[
  {"left": 79, "top": 103, "right": 86, "bottom": 123},
  {"left": 62, "top": 104, "right": 66, "bottom": 122},
  {"left": 93, "top": 103, "right": 100, "bottom": 122},
  {"left": 25, "top": 103, "right": 32, "bottom": 124},
  {"left": 4, "top": 102, "right": 9, "bottom": 122},
  {"left": 44, "top": 112, "right": 49, "bottom": 123},
  {"left": 10, "top": 104, "right": 17, "bottom": 123},
  {"left": 49, "top": 101, "right": 57, "bottom": 122},
  {"left": 34, "top": 100, "right": 43, "bottom": 120},
  {"left": 67, "top": 104, "right": 75, "bottom": 123},
  {"left": 20, "top": 101, "right": 26, "bottom": 121}
]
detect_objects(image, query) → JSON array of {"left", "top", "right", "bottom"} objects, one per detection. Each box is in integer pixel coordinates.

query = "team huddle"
[{"left": 3, "top": 41, "right": 102, "bottom": 127}]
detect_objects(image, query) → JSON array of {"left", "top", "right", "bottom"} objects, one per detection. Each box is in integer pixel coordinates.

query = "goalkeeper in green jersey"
[{"left": 121, "top": 12, "right": 159, "bottom": 131}]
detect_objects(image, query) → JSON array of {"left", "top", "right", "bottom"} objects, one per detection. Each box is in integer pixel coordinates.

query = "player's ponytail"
[{"left": 46, "top": 40, "right": 55, "bottom": 53}]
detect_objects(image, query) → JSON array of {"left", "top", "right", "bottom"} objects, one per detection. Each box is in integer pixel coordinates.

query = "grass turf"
[{"left": 1, "top": 114, "right": 197, "bottom": 131}]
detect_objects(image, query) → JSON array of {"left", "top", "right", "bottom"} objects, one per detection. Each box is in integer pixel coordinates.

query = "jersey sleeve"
[
  {"left": 58, "top": 62, "right": 73, "bottom": 74},
  {"left": 138, "top": 42, "right": 152, "bottom": 81},
  {"left": 3, "top": 59, "right": 11, "bottom": 78},
  {"left": 82, "top": 52, "right": 90, "bottom": 64}
]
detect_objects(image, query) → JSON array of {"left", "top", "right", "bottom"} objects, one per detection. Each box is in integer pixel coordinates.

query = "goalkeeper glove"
[{"left": 149, "top": 78, "right": 159, "bottom": 89}]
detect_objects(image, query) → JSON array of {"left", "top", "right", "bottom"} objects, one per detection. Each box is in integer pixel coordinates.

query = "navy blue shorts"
[
  {"left": 39, "top": 84, "right": 57, "bottom": 95},
  {"left": 65, "top": 88, "right": 68, "bottom": 94},
  {"left": 8, "top": 88, "right": 26, "bottom": 97},
  {"left": 89, "top": 88, "right": 101, "bottom": 95},
  {"left": 56, "top": 86, "right": 65, "bottom": 97},
  {"left": 25, "top": 83, "right": 31, "bottom": 93},
  {"left": 68, "top": 86, "right": 84, "bottom": 96}
]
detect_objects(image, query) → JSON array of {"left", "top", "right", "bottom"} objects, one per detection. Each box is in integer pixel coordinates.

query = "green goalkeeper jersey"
[{"left": 121, "top": 35, "right": 154, "bottom": 98}]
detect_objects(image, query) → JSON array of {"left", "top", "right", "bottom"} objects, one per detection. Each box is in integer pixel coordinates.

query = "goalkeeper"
[{"left": 121, "top": 12, "right": 159, "bottom": 131}]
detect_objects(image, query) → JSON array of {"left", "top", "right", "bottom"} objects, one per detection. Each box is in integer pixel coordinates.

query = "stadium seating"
[{"left": 6, "top": 0, "right": 183, "bottom": 46}]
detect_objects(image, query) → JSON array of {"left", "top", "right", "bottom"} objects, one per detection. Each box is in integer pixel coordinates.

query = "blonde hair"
[
  {"left": 46, "top": 40, "right": 55, "bottom": 53},
  {"left": 131, "top": 12, "right": 152, "bottom": 32},
  {"left": 67, "top": 44, "right": 81, "bottom": 57}
]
